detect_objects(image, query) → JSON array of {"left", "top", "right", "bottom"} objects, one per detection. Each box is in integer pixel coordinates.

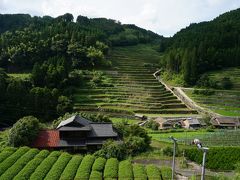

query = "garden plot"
[{"left": 0, "top": 147, "right": 172, "bottom": 180}]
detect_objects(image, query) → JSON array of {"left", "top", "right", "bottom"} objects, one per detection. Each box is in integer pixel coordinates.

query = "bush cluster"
[
  {"left": 118, "top": 160, "right": 134, "bottom": 180},
  {"left": 185, "top": 147, "right": 240, "bottom": 170},
  {"left": 14, "top": 150, "right": 49, "bottom": 180},
  {"left": 133, "top": 164, "right": 147, "bottom": 180},
  {"left": 0, "top": 146, "right": 30, "bottom": 176},
  {"left": 0, "top": 148, "right": 39, "bottom": 180},
  {"left": 75, "top": 155, "right": 95, "bottom": 179},
  {"left": 0, "top": 147, "right": 16, "bottom": 163},
  {"left": 146, "top": 165, "right": 161, "bottom": 180},
  {"left": 44, "top": 153, "right": 72, "bottom": 180},
  {"left": 60, "top": 155, "right": 83, "bottom": 180},
  {"left": 30, "top": 151, "right": 61, "bottom": 180},
  {"left": 104, "top": 158, "right": 119, "bottom": 179}
]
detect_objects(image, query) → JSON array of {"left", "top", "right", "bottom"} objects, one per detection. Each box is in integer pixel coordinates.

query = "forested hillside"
[
  {"left": 160, "top": 8, "right": 240, "bottom": 85},
  {"left": 0, "top": 13, "right": 161, "bottom": 126}
]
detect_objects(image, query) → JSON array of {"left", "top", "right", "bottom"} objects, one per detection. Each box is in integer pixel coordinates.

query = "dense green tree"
[{"left": 8, "top": 116, "right": 40, "bottom": 147}]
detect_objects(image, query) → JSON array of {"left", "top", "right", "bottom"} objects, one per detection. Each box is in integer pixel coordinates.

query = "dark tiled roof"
[
  {"left": 58, "top": 126, "right": 91, "bottom": 131},
  {"left": 88, "top": 123, "right": 118, "bottom": 137},
  {"left": 214, "top": 117, "right": 237, "bottom": 124},
  {"left": 32, "top": 130, "right": 59, "bottom": 148},
  {"left": 57, "top": 115, "right": 91, "bottom": 129}
]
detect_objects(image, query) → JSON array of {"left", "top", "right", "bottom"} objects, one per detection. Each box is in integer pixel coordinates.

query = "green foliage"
[
  {"left": 30, "top": 151, "right": 61, "bottom": 180},
  {"left": 104, "top": 158, "right": 119, "bottom": 179},
  {"left": 60, "top": 155, "right": 83, "bottom": 180},
  {"left": 75, "top": 155, "right": 95, "bottom": 179},
  {"left": 44, "top": 153, "right": 72, "bottom": 180},
  {"left": 0, "top": 146, "right": 30, "bottom": 176},
  {"left": 193, "top": 89, "right": 215, "bottom": 96},
  {"left": 0, "top": 148, "right": 39, "bottom": 180},
  {"left": 220, "top": 77, "right": 233, "bottom": 89},
  {"left": 145, "top": 120, "right": 160, "bottom": 130},
  {"left": 96, "top": 123, "right": 151, "bottom": 159},
  {"left": 118, "top": 160, "right": 134, "bottom": 180},
  {"left": 8, "top": 116, "right": 40, "bottom": 147},
  {"left": 89, "top": 170, "right": 102, "bottom": 180},
  {"left": 133, "top": 164, "right": 147, "bottom": 180},
  {"left": 160, "top": 166, "right": 172, "bottom": 180},
  {"left": 56, "top": 95, "right": 73, "bottom": 116},
  {"left": 160, "top": 8, "right": 240, "bottom": 85},
  {"left": 0, "top": 147, "right": 16, "bottom": 163},
  {"left": 14, "top": 150, "right": 50, "bottom": 180},
  {"left": 185, "top": 147, "right": 240, "bottom": 170},
  {"left": 92, "top": 157, "right": 107, "bottom": 171},
  {"left": 146, "top": 165, "right": 161, "bottom": 180}
]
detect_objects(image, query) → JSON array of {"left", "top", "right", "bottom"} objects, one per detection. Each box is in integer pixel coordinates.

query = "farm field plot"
[
  {"left": 0, "top": 146, "right": 171, "bottom": 180},
  {"left": 183, "top": 67, "right": 240, "bottom": 116},
  {"left": 184, "top": 89, "right": 240, "bottom": 116},
  {"left": 73, "top": 45, "right": 197, "bottom": 119},
  {"left": 150, "top": 129, "right": 240, "bottom": 146}
]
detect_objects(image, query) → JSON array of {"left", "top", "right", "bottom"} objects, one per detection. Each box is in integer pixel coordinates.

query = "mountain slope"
[{"left": 160, "top": 8, "right": 240, "bottom": 85}]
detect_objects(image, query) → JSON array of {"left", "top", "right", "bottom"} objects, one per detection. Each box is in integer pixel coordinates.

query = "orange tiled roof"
[{"left": 32, "top": 130, "right": 59, "bottom": 148}]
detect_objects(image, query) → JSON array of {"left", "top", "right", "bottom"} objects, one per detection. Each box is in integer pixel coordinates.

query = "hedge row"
[
  {"left": 0, "top": 148, "right": 39, "bottom": 180},
  {"left": 160, "top": 166, "right": 172, "bottom": 180},
  {"left": 0, "top": 146, "right": 30, "bottom": 176},
  {"left": 185, "top": 147, "right": 240, "bottom": 170},
  {"left": 133, "top": 164, "right": 147, "bottom": 180},
  {"left": 45, "top": 152, "right": 72, "bottom": 180},
  {"left": 92, "top": 157, "right": 106, "bottom": 172},
  {"left": 29, "top": 151, "right": 61, "bottom": 180},
  {"left": 146, "top": 165, "right": 161, "bottom": 180},
  {"left": 14, "top": 150, "right": 50, "bottom": 180},
  {"left": 60, "top": 155, "right": 83, "bottom": 180},
  {"left": 104, "top": 158, "right": 119, "bottom": 179},
  {"left": 89, "top": 170, "right": 102, "bottom": 180},
  {"left": 118, "top": 160, "right": 133, "bottom": 180},
  {"left": 75, "top": 155, "right": 95, "bottom": 179},
  {"left": 0, "top": 147, "right": 16, "bottom": 163}
]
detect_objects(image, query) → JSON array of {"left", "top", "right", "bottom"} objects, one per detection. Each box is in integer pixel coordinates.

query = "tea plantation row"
[{"left": 0, "top": 147, "right": 171, "bottom": 180}]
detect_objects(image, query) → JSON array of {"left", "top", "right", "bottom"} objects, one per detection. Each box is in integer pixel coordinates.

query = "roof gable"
[{"left": 57, "top": 115, "right": 91, "bottom": 129}]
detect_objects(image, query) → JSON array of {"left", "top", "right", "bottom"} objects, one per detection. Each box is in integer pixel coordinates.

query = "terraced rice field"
[
  {"left": 183, "top": 67, "right": 240, "bottom": 117},
  {"left": 0, "top": 146, "right": 171, "bottom": 180},
  {"left": 73, "top": 45, "right": 197, "bottom": 118}
]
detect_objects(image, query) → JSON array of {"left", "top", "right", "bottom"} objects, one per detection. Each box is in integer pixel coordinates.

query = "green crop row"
[
  {"left": 0, "top": 148, "right": 39, "bottom": 180},
  {"left": 60, "top": 155, "right": 83, "bottom": 180},
  {"left": 146, "top": 165, "right": 161, "bottom": 180},
  {"left": 75, "top": 155, "right": 95, "bottom": 179},
  {"left": 0, "top": 146, "right": 30, "bottom": 176},
  {"left": 44, "top": 152, "right": 72, "bottom": 180},
  {"left": 0, "top": 147, "right": 16, "bottom": 163},
  {"left": 14, "top": 150, "right": 50, "bottom": 180},
  {"left": 89, "top": 170, "right": 102, "bottom": 180},
  {"left": 104, "top": 158, "right": 119, "bottom": 180},
  {"left": 133, "top": 164, "right": 147, "bottom": 180},
  {"left": 29, "top": 151, "right": 61, "bottom": 180},
  {"left": 92, "top": 157, "right": 106, "bottom": 172},
  {"left": 118, "top": 160, "right": 133, "bottom": 180}
]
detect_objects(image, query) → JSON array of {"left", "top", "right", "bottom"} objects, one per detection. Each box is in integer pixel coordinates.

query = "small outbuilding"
[
  {"left": 155, "top": 117, "right": 173, "bottom": 130},
  {"left": 182, "top": 118, "right": 202, "bottom": 129},
  {"left": 210, "top": 117, "right": 238, "bottom": 129}
]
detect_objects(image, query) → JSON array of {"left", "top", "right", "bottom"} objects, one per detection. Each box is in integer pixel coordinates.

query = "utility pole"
[
  {"left": 201, "top": 147, "right": 209, "bottom": 180},
  {"left": 193, "top": 139, "right": 209, "bottom": 180},
  {"left": 169, "top": 136, "right": 177, "bottom": 180}
]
